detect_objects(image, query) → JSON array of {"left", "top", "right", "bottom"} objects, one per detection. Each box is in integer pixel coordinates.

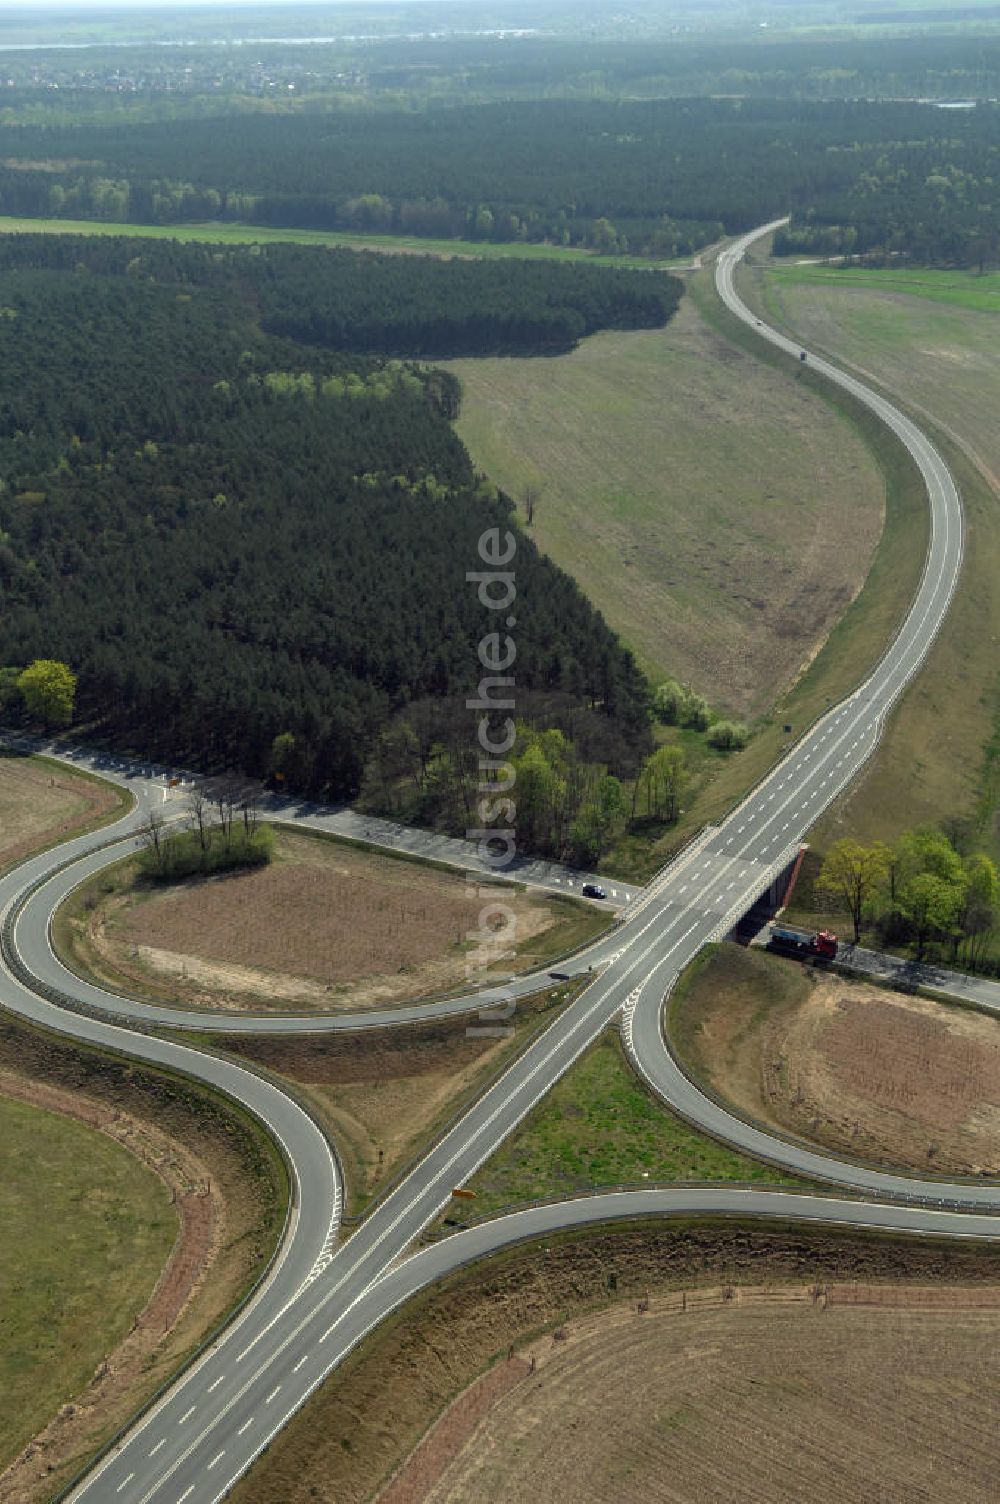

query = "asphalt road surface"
[
  {"left": 0, "top": 220, "right": 990, "bottom": 1504},
  {"left": 5, "top": 733, "right": 640, "bottom": 908}
]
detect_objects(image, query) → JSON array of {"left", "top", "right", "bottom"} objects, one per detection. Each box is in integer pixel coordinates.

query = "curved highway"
[
  {"left": 625, "top": 218, "right": 966, "bottom": 1183},
  {"left": 10, "top": 820, "right": 634, "bottom": 1035},
  {"left": 0, "top": 219, "right": 988, "bottom": 1504}
]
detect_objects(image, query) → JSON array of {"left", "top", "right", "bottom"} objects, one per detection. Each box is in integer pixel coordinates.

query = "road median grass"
[{"left": 454, "top": 1028, "right": 805, "bottom": 1225}]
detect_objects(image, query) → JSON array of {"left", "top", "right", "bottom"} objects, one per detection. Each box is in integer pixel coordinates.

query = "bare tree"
[
  {"left": 188, "top": 790, "right": 210, "bottom": 852},
  {"left": 140, "top": 811, "right": 167, "bottom": 874},
  {"left": 241, "top": 794, "right": 259, "bottom": 840},
  {"left": 215, "top": 779, "right": 240, "bottom": 851}
]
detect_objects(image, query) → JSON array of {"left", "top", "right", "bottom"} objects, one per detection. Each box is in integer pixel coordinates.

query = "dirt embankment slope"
[
  {"left": 0, "top": 753, "right": 124, "bottom": 873},
  {"left": 417, "top": 1284, "right": 1000, "bottom": 1504},
  {"left": 232, "top": 1221, "right": 1000, "bottom": 1504},
  {"left": 673, "top": 944, "right": 1000, "bottom": 1177},
  {"left": 0, "top": 1013, "right": 287, "bottom": 1504}
]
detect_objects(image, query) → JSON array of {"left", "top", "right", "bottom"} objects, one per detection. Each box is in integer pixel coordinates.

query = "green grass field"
[
  {"left": 755, "top": 262, "right": 1000, "bottom": 859},
  {"left": 0, "top": 214, "right": 680, "bottom": 270},
  {"left": 770, "top": 262, "right": 1000, "bottom": 314},
  {"left": 448, "top": 290, "right": 885, "bottom": 718},
  {"left": 0, "top": 1095, "right": 177, "bottom": 1468},
  {"left": 461, "top": 1030, "right": 802, "bottom": 1220}
]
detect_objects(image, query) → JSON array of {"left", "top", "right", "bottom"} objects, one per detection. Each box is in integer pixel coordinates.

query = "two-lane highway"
[
  {"left": 628, "top": 218, "right": 965, "bottom": 1150},
  {"left": 0, "top": 218, "right": 988, "bottom": 1504}
]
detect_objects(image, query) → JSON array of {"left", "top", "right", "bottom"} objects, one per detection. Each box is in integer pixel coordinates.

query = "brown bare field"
[
  {"left": 672, "top": 944, "right": 1000, "bottom": 1175},
  {"left": 58, "top": 829, "right": 607, "bottom": 1014},
  {"left": 232, "top": 1221, "right": 1000, "bottom": 1504},
  {"left": 448, "top": 296, "right": 884, "bottom": 716},
  {"left": 419, "top": 1289, "right": 1000, "bottom": 1504},
  {"left": 0, "top": 1012, "right": 286, "bottom": 1503},
  {"left": 219, "top": 983, "right": 579, "bottom": 1218},
  {"left": 0, "top": 753, "right": 125, "bottom": 873}
]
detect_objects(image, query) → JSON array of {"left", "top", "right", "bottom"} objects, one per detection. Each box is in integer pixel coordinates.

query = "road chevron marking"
[{"left": 619, "top": 984, "right": 644, "bottom": 1037}]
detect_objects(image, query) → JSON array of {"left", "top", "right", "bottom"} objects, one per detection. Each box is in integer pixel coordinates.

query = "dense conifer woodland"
[
  {"left": 0, "top": 236, "right": 664, "bottom": 804},
  {"left": 1, "top": 97, "right": 997, "bottom": 265}
]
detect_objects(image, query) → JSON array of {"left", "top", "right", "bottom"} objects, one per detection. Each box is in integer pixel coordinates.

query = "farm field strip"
[
  {"left": 770, "top": 261, "right": 1000, "bottom": 313},
  {"left": 448, "top": 296, "right": 884, "bottom": 713},
  {"left": 415, "top": 1294, "right": 1000, "bottom": 1504},
  {"left": 0, "top": 214, "right": 682, "bottom": 269}
]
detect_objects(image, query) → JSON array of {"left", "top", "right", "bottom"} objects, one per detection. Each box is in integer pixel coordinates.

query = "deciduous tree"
[
  {"left": 816, "top": 838, "right": 891, "bottom": 945},
  {"left": 899, "top": 871, "right": 965, "bottom": 958},
  {"left": 17, "top": 659, "right": 76, "bottom": 730}
]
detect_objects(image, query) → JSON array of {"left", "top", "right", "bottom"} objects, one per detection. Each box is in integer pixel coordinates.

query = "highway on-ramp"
[{"left": 0, "top": 219, "right": 990, "bottom": 1504}]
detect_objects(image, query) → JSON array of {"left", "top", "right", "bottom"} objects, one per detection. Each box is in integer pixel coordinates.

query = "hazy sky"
[{"left": 4, "top": 1, "right": 367, "bottom": 10}]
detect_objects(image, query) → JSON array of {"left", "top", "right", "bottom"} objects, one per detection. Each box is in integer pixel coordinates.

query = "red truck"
[{"left": 767, "top": 924, "right": 838, "bottom": 961}]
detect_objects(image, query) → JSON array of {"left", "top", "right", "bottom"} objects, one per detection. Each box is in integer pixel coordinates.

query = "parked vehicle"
[
  {"left": 581, "top": 883, "right": 607, "bottom": 900},
  {"left": 768, "top": 923, "right": 838, "bottom": 960}
]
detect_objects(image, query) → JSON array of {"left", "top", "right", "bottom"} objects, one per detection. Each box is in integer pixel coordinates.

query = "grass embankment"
[
  {"left": 670, "top": 943, "right": 1000, "bottom": 1177},
  {"left": 448, "top": 293, "right": 884, "bottom": 715},
  {"left": 640, "top": 267, "right": 933, "bottom": 868},
  {"left": 0, "top": 1011, "right": 288, "bottom": 1502},
  {"left": 0, "top": 1096, "right": 176, "bottom": 1474},
  {"left": 0, "top": 213, "right": 679, "bottom": 269},
  {"left": 457, "top": 1029, "right": 804, "bottom": 1223},
  {"left": 0, "top": 750, "right": 131, "bottom": 876},
  {"left": 53, "top": 825, "right": 611, "bottom": 1014},
  {"left": 0, "top": 753, "right": 272, "bottom": 1491},
  {"left": 749, "top": 261, "right": 1000, "bottom": 863},
  {"left": 211, "top": 980, "right": 586, "bottom": 1221},
  {"left": 770, "top": 261, "right": 1000, "bottom": 314},
  {"left": 231, "top": 1219, "right": 1000, "bottom": 1504},
  {"left": 450, "top": 268, "right": 927, "bottom": 883}
]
